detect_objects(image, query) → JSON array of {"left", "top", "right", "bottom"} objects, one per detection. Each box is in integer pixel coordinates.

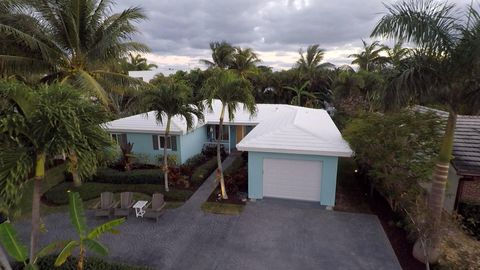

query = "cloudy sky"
[{"left": 115, "top": 0, "right": 472, "bottom": 73}]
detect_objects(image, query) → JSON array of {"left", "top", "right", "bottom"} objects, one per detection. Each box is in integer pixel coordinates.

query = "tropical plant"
[
  {"left": 284, "top": 81, "right": 317, "bottom": 106},
  {"left": 0, "top": 81, "right": 112, "bottom": 262},
  {"left": 230, "top": 47, "right": 261, "bottom": 78},
  {"left": 200, "top": 41, "right": 235, "bottom": 69},
  {"left": 371, "top": 0, "right": 480, "bottom": 263},
  {"left": 201, "top": 69, "right": 256, "bottom": 199},
  {"left": 0, "top": 0, "right": 148, "bottom": 104},
  {"left": 295, "top": 44, "right": 334, "bottom": 77},
  {"left": 349, "top": 40, "right": 389, "bottom": 72},
  {"left": 55, "top": 192, "right": 125, "bottom": 270},
  {"left": 139, "top": 81, "right": 203, "bottom": 191},
  {"left": 0, "top": 222, "right": 66, "bottom": 270},
  {"left": 122, "top": 53, "right": 158, "bottom": 71}
]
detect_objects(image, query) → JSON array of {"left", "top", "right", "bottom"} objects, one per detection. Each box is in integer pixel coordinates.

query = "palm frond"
[
  {"left": 68, "top": 192, "right": 87, "bottom": 238},
  {"left": 87, "top": 218, "right": 125, "bottom": 239},
  {"left": 54, "top": 241, "right": 79, "bottom": 267},
  {"left": 0, "top": 223, "right": 28, "bottom": 262}
]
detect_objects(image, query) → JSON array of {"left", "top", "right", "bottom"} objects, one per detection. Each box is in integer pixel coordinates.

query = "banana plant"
[
  {"left": 0, "top": 222, "right": 66, "bottom": 270},
  {"left": 55, "top": 192, "right": 125, "bottom": 270}
]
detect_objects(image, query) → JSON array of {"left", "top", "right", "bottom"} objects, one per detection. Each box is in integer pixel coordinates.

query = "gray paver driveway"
[{"left": 15, "top": 198, "right": 401, "bottom": 270}]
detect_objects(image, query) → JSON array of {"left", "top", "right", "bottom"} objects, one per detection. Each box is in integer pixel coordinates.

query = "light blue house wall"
[
  {"left": 179, "top": 125, "right": 208, "bottom": 163},
  {"left": 229, "top": 125, "right": 237, "bottom": 150},
  {"left": 126, "top": 133, "right": 181, "bottom": 165},
  {"left": 248, "top": 151, "right": 339, "bottom": 206}
]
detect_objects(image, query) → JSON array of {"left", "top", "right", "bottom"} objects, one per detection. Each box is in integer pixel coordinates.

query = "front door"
[{"left": 236, "top": 125, "right": 245, "bottom": 144}]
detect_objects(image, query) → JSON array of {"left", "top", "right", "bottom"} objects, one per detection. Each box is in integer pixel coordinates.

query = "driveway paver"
[{"left": 15, "top": 197, "right": 401, "bottom": 270}]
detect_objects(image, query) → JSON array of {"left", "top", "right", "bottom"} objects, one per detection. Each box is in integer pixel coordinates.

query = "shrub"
[
  {"left": 43, "top": 182, "right": 194, "bottom": 205},
  {"left": 458, "top": 202, "right": 480, "bottom": 240},
  {"left": 180, "top": 153, "right": 207, "bottom": 175},
  {"left": 202, "top": 144, "right": 226, "bottom": 158},
  {"left": 156, "top": 154, "right": 178, "bottom": 167},
  {"left": 224, "top": 156, "right": 245, "bottom": 176},
  {"left": 191, "top": 157, "right": 217, "bottom": 186},
  {"left": 13, "top": 255, "right": 151, "bottom": 270},
  {"left": 90, "top": 168, "right": 164, "bottom": 184}
]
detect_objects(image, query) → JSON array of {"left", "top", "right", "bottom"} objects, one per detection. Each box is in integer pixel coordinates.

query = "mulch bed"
[{"left": 335, "top": 173, "right": 424, "bottom": 270}]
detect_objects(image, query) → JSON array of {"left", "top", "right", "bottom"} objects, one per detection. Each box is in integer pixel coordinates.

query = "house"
[
  {"left": 104, "top": 100, "right": 352, "bottom": 207},
  {"left": 415, "top": 106, "right": 480, "bottom": 210}
]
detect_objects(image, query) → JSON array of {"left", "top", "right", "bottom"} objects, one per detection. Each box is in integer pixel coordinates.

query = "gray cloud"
[{"left": 114, "top": 0, "right": 473, "bottom": 70}]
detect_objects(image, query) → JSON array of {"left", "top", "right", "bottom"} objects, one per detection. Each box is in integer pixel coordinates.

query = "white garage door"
[{"left": 263, "top": 158, "right": 322, "bottom": 201}]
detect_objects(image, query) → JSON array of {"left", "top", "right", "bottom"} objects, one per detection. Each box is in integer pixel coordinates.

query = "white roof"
[
  {"left": 104, "top": 111, "right": 203, "bottom": 135},
  {"left": 104, "top": 100, "right": 352, "bottom": 157}
]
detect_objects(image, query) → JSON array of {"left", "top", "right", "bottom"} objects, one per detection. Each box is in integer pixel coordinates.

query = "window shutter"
[
  {"left": 152, "top": 135, "right": 159, "bottom": 150},
  {"left": 171, "top": 136, "right": 177, "bottom": 151},
  {"left": 160, "top": 136, "right": 165, "bottom": 148}
]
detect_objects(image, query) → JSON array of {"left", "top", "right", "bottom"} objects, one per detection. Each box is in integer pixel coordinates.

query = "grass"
[
  {"left": 201, "top": 201, "right": 244, "bottom": 215},
  {"left": 43, "top": 182, "right": 194, "bottom": 205},
  {"left": 190, "top": 156, "right": 218, "bottom": 186},
  {"left": 15, "top": 164, "right": 67, "bottom": 219}
]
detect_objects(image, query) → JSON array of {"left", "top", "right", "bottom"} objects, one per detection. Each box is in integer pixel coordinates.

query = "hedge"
[
  {"left": 459, "top": 202, "right": 480, "bottom": 240},
  {"left": 13, "top": 255, "right": 151, "bottom": 270},
  {"left": 191, "top": 157, "right": 218, "bottom": 186},
  {"left": 43, "top": 182, "right": 194, "bottom": 205},
  {"left": 90, "top": 168, "right": 164, "bottom": 184}
]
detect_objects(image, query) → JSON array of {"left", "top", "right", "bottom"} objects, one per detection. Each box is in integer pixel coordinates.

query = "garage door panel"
[{"left": 263, "top": 158, "right": 322, "bottom": 202}]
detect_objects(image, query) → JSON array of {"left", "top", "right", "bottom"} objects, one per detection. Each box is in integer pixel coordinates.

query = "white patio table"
[{"left": 133, "top": 200, "right": 148, "bottom": 218}]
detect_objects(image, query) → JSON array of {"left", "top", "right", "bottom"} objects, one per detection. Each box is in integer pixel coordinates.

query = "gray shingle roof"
[{"left": 414, "top": 106, "right": 480, "bottom": 176}]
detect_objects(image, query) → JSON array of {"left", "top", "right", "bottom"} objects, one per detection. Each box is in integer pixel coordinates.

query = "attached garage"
[
  {"left": 263, "top": 158, "right": 322, "bottom": 202},
  {"left": 236, "top": 105, "right": 352, "bottom": 207}
]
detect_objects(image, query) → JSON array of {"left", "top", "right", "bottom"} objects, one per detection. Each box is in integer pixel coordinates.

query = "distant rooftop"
[{"left": 415, "top": 105, "right": 480, "bottom": 177}]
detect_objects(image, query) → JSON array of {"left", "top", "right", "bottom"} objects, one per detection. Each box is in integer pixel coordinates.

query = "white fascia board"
[
  {"left": 236, "top": 145, "right": 353, "bottom": 157},
  {"left": 205, "top": 120, "right": 259, "bottom": 125},
  {"left": 103, "top": 128, "right": 185, "bottom": 135}
]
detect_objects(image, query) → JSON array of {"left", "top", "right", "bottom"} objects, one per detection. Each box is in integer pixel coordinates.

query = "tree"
[
  {"left": 349, "top": 40, "right": 389, "bottom": 72},
  {"left": 0, "top": 222, "right": 66, "bottom": 270},
  {"left": 122, "top": 53, "right": 158, "bottom": 71},
  {"left": 201, "top": 69, "right": 256, "bottom": 199},
  {"left": 295, "top": 44, "right": 334, "bottom": 76},
  {"left": 0, "top": 0, "right": 148, "bottom": 104},
  {"left": 139, "top": 81, "right": 203, "bottom": 191},
  {"left": 283, "top": 81, "right": 317, "bottom": 106},
  {"left": 55, "top": 192, "right": 124, "bottom": 270},
  {"left": 0, "top": 81, "right": 113, "bottom": 262},
  {"left": 230, "top": 47, "right": 261, "bottom": 78},
  {"left": 200, "top": 41, "right": 235, "bottom": 69},
  {"left": 371, "top": 0, "right": 480, "bottom": 263}
]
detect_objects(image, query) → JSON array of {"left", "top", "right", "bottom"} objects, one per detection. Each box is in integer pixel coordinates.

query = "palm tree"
[
  {"left": 0, "top": 0, "right": 148, "bottom": 104},
  {"left": 139, "top": 81, "right": 203, "bottom": 192},
  {"left": 123, "top": 53, "right": 158, "bottom": 71},
  {"left": 200, "top": 41, "right": 235, "bottom": 69},
  {"left": 0, "top": 81, "right": 113, "bottom": 262},
  {"left": 386, "top": 42, "right": 411, "bottom": 69},
  {"left": 201, "top": 69, "right": 257, "bottom": 199},
  {"left": 230, "top": 47, "right": 261, "bottom": 78},
  {"left": 349, "top": 40, "right": 389, "bottom": 72},
  {"left": 295, "top": 44, "right": 334, "bottom": 78},
  {"left": 55, "top": 192, "right": 124, "bottom": 270},
  {"left": 284, "top": 81, "right": 317, "bottom": 106},
  {"left": 371, "top": 0, "right": 480, "bottom": 263}
]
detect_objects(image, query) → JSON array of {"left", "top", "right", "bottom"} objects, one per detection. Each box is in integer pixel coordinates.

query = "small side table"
[{"left": 133, "top": 200, "right": 148, "bottom": 218}]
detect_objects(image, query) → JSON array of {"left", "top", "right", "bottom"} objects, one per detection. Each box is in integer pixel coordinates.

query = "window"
[
  {"left": 152, "top": 135, "right": 177, "bottom": 151},
  {"left": 111, "top": 133, "right": 127, "bottom": 145},
  {"left": 214, "top": 125, "right": 229, "bottom": 141}
]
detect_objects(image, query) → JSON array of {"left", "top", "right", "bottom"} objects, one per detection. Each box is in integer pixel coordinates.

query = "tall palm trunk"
[
  {"left": 69, "top": 151, "right": 81, "bottom": 187},
  {"left": 217, "top": 105, "right": 228, "bottom": 199},
  {"left": 163, "top": 117, "right": 171, "bottom": 192},
  {"left": 413, "top": 111, "right": 457, "bottom": 263},
  {"left": 29, "top": 152, "right": 45, "bottom": 262}
]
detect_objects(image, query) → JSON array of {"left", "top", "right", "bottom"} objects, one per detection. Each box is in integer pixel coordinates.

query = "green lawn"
[
  {"left": 15, "top": 164, "right": 67, "bottom": 219},
  {"left": 201, "top": 202, "right": 244, "bottom": 215},
  {"left": 43, "top": 182, "right": 194, "bottom": 205}
]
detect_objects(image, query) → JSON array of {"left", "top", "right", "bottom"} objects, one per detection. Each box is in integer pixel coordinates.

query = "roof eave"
[{"left": 236, "top": 145, "right": 353, "bottom": 157}]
